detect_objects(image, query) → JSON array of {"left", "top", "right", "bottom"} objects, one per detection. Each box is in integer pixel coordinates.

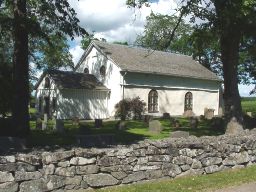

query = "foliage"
[
  {"left": 113, "top": 41, "right": 128, "bottom": 45},
  {"left": 114, "top": 99, "right": 132, "bottom": 120},
  {"left": 136, "top": 12, "right": 193, "bottom": 55},
  {"left": 130, "top": 97, "right": 146, "bottom": 120},
  {"left": 114, "top": 97, "right": 146, "bottom": 120},
  {"left": 127, "top": 0, "right": 256, "bottom": 125},
  {"left": 0, "top": 0, "right": 87, "bottom": 135},
  {"left": 81, "top": 33, "right": 107, "bottom": 50}
]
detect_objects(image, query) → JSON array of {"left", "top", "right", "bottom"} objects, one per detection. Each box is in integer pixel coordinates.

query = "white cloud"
[
  {"left": 69, "top": 45, "right": 84, "bottom": 65},
  {"left": 69, "top": 0, "right": 177, "bottom": 43},
  {"left": 68, "top": 0, "right": 255, "bottom": 96},
  {"left": 239, "top": 84, "right": 255, "bottom": 97},
  {"left": 68, "top": 0, "right": 177, "bottom": 65}
]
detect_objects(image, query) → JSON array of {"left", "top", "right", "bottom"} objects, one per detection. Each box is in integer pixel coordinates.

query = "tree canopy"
[
  {"left": 0, "top": 0, "right": 87, "bottom": 135},
  {"left": 127, "top": 0, "right": 256, "bottom": 127}
]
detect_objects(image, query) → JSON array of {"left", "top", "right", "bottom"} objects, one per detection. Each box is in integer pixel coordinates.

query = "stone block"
[
  {"left": 183, "top": 110, "right": 195, "bottom": 117},
  {"left": 149, "top": 120, "right": 163, "bottom": 134},
  {"left": 76, "top": 165, "right": 99, "bottom": 175},
  {"left": 19, "top": 179, "right": 48, "bottom": 192},
  {"left": 0, "top": 156, "right": 15, "bottom": 164},
  {"left": 172, "top": 156, "right": 193, "bottom": 165},
  {"left": 122, "top": 171, "right": 146, "bottom": 184},
  {"left": 55, "top": 167, "right": 76, "bottom": 177},
  {"left": 46, "top": 175, "right": 65, "bottom": 191},
  {"left": 170, "top": 131, "right": 189, "bottom": 138},
  {"left": 189, "top": 117, "right": 198, "bottom": 129},
  {"left": 0, "top": 172, "right": 14, "bottom": 183},
  {"left": 162, "top": 113, "right": 170, "bottom": 119},
  {"left": 0, "top": 182, "right": 18, "bottom": 192},
  {"left": 94, "top": 119, "right": 103, "bottom": 128},
  {"left": 84, "top": 174, "right": 119, "bottom": 187},
  {"left": 16, "top": 154, "right": 40, "bottom": 165},
  {"left": 42, "top": 151, "right": 74, "bottom": 164},
  {"left": 115, "top": 120, "right": 127, "bottom": 130},
  {"left": 223, "top": 152, "right": 250, "bottom": 165},
  {"left": 146, "top": 170, "right": 163, "bottom": 180},
  {"left": 15, "top": 171, "right": 42, "bottom": 181},
  {"left": 201, "top": 157, "right": 222, "bottom": 167},
  {"left": 70, "top": 157, "right": 96, "bottom": 165},
  {"left": 65, "top": 176, "right": 82, "bottom": 186},
  {"left": 111, "top": 171, "right": 127, "bottom": 180},
  {"left": 162, "top": 163, "right": 181, "bottom": 177},
  {"left": 43, "top": 164, "right": 55, "bottom": 175},
  {"left": 204, "top": 108, "right": 215, "bottom": 120},
  {"left": 225, "top": 117, "right": 244, "bottom": 135},
  {"left": 205, "top": 165, "right": 222, "bottom": 174}
]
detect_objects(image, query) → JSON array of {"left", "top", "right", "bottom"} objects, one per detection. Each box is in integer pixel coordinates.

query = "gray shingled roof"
[
  {"left": 34, "top": 70, "right": 108, "bottom": 90},
  {"left": 92, "top": 40, "right": 220, "bottom": 81}
]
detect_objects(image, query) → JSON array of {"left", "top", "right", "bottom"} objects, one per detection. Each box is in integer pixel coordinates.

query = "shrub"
[
  {"left": 115, "top": 97, "right": 146, "bottom": 120},
  {"left": 115, "top": 99, "right": 132, "bottom": 120},
  {"left": 130, "top": 97, "right": 146, "bottom": 120}
]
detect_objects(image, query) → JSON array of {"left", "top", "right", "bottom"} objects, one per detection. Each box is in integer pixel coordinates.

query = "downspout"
[{"left": 122, "top": 71, "right": 128, "bottom": 100}]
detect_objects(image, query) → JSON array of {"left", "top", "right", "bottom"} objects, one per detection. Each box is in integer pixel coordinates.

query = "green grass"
[
  {"left": 241, "top": 97, "right": 256, "bottom": 117},
  {"left": 92, "top": 165, "right": 256, "bottom": 192},
  {"left": 26, "top": 97, "right": 256, "bottom": 147},
  {"left": 27, "top": 117, "right": 224, "bottom": 147}
]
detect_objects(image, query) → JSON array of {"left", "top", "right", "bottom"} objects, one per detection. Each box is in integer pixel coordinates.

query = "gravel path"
[{"left": 213, "top": 182, "right": 256, "bottom": 192}]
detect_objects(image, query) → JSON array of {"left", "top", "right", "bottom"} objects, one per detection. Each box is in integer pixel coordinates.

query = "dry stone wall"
[{"left": 1, "top": 129, "right": 256, "bottom": 191}]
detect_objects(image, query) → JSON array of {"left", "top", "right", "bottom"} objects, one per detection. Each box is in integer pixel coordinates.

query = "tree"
[
  {"left": 81, "top": 33, "right": 107, "bottom": 50},
  {"left": 127, "top": 0, "right": 256, "bottom": 127},
  {"left": 1, "top": 0, "right": 87, "bottom": 136},
  {"left": 136, "top": 12, "right": 193, "bottom": 55},
  {"left": 0, "top": 29, "right": 12, "bottom": 117}
]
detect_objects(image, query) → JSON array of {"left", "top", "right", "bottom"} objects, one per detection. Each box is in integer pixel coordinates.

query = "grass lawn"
[
  {"left": 27, "top": 117, "right": 224, "bottom": 147},
  {"left": 26, "top": 97, "right": 256, "bottom": 147},
  {"left": 241, "top": 97, "right": 256, "bottom": 117},
  {"left": 92, "top": 165, "right": 256, "bottom": 192}
]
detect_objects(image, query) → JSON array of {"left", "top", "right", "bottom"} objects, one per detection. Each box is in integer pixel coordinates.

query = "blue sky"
[{"left": 68, "top": 0, "right": 255, "bottom": 97}]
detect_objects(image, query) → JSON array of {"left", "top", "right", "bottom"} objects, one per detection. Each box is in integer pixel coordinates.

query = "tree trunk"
[
  {"left": 220, "top": 31, "right": 243, "bottom": 126},
  {"left": 12, "top": 0, "right": 30, "bottom": 136}
]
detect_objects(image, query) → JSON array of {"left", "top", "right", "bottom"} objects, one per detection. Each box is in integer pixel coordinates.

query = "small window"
[
  {"left": 38, "top": 97, "right": 42, "bottom": 112},
  {"left": 148, "top": 90, "right": 158, "bottom": 113},
  {"left": 44, "top": 77, "right": 50, "bottom": 88},
  {"left": 100, "top": 66, "right": 106, "bottom": 77},
  {"left": 84, "top": 68, "right": 89, "bottom": 74},
  {"left": 44, "top": 97, "right": 50, "bottom": 114},
  {"left": 52, "top": 97, "right": 57, "bottom": 112},
  {"left": 184, "top": 92, "right": 193, "bottom": 111}
]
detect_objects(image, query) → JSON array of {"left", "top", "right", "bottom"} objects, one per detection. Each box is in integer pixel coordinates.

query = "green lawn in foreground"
[{"left": 92, "top": 165, "right": 256, "bottom": 192}]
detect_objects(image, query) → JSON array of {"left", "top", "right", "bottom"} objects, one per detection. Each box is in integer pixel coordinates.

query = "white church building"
[{"left": 34, "top": 40, "right": 223, "bottom": 120}]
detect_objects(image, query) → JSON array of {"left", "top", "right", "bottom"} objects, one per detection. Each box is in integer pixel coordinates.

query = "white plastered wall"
[
  {"left": 57, "top": 89, "right": 109, "bottom": 119},
  {"left": 76, "top": 47, "right": 122, "bottom": 117},
  {"left": 35, "top": 75, "right": 59, "bottom": 115},
  {"left": 123, "top": 73, "right": 221, "bottom": 116}
]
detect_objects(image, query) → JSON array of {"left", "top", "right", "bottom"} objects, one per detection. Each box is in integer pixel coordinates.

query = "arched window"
[
  {"left": 84, "top": 68, "right": 89, "bottom": 74},
  {"left": 148, "top": 90, "right": 158, "bottom": 113},
  {"left": 44, "top": 77, "right": 50, "bottom": 88},
  {"left": 100, "top": 66, "right": 106, "bottom": 77},
  {"left": 184, "top": 92, "right": 193, "bottom": 111}
]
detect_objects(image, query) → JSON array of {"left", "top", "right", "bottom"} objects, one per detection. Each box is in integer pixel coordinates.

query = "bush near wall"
[{"left": 1, "top": 129, "right": 256, "bottom": 191}]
